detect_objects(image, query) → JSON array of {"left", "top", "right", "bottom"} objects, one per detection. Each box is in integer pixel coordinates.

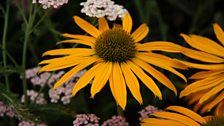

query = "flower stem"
[
  {"left": 116, "top": 105, "right": 124, "bottom": 116},
  {"left": 153, "top": 0, "right": 168, "bottom": 40},
  {"left": 21, "top": 3, "right": 37, "bottom": 105},
  {"left": 2, "top": 2, "right": 10, "bottom": 90},
  {"left": 133, "top": 0, "right": 145, "bottom": 22}
]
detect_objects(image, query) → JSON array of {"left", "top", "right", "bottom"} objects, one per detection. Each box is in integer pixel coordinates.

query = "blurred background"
[{"left": 0, "top": 0, "right": 224, "bottom": 125}]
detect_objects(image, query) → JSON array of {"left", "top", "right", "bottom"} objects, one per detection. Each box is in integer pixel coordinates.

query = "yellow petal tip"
[{"left": 90, "top": 95, "right": 95, "bottom": 99}]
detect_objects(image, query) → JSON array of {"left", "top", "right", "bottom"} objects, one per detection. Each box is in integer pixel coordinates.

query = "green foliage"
[{"left": 0, "top": 84, "right": 40, "bottom": 123}]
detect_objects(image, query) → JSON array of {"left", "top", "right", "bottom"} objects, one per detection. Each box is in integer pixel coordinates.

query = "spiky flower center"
[
  {"left": 203, "top": 116, "right": 224, "bottom": 126},
  {"left": 95, "top": 29, "right": 136, "bottom": 62}
]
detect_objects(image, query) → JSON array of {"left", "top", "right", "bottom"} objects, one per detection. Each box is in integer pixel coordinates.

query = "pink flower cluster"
[
  {"left": 48, "top": 70, "right": 86, "bottom": 105},
  {"left": 48, "top": 82, "right": 73, "bottom": 104},
  {"left": 73, "top": 114, "right": 100, "bottom": 126},
  {"left": 138, "top": 105, "right": 163, "bottom": 121},
  {"left": 26, "top": 67, "right": 65, "bottom": 87},
  {"left": 18, "top": 121, "right": 47, "bottom": 126},
  {"left": 102, "top": 116, "right": 129, "bottom": 126},
  {"left": 25, "top": 66, "right": 86, "bottom": 105},
  {"left": 21, "top": 90, "right": 47, "bottom": 105},
  {"left": 0, "top": 101, "right": 15, "bottom": 118}
]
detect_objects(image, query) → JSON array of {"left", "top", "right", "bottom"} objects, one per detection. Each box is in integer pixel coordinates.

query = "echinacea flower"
[
  {"left": 178, "top": 24, "right": 224, "bottom": 116},
  {"left": 141, "top": 106, "right": 224, "bottom": 126},
  {"left": 39, "top": 14, "right": 187, "bottom": 109}
]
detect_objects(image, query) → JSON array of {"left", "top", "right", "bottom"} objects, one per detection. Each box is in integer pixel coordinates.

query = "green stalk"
[
  {"left": 21, "top": 3, "right": 37, "bottom": 105},
  {"left": 2, "top": 2, "right": 10, "bottom": 90},
  {"left": 133, "top": 0, "right": 145, "bottom": 22},
  {"left": 154, "top": 0, "right": 167, "bottom": 40},
  {"left": 5, "top": 49, "right": 19, "bottom": 68}
]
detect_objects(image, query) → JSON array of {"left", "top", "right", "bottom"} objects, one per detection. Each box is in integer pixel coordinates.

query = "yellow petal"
[
  {"left": 53, "top": 56, "right": 98, "bottom": 89},
  {"left": 180, "top": 74, "right": 224, "bottom": 97},
  {"left": 98, "top": 17, "right": 109, "bottom": 32},
  {"left": 39, "top": 55, "right": 79, "bottom": 65},
  {"left": 141, "top": 53, "right": 187, "bottom": 69},
  {"left": 214, "top": 23, "right": 224, "bottom": 46},
  {"left": 38, "top": 56, "right": 82, "bottom": 73},
  {"left": 208, "top": 91, "right": 224, "bottom": 111},
  {"left": 109, "top": 75, "right": 117, "bottom": 102},
  {"left": 112, "top": 63, "right": 127, "bottom": 110},
  {"left": 185, "top": 91, "right": 205, "bottom": 105},
  {"left": 166, "top": 106, "right": 206, "bottom": 124},
  {"left": 199, "top": 82, "right": 224, "bottom": 104},
  {"left": 122, "top": 13, "right": 132, "bottom": 33},
  {"left": 91, "top": 62, "right": 112, "bottom": 97},
  {"left": 152, "top": 112, "right": 201, "bottom": 126},
  {"left": 62, "top": 33, "right": 96, "bottom": 43},
  {"left": 121, "top": 62, "right": 143, "bottom": 104},
  {"left": 131, "top": 24, "right": 149, "bottom": 42},
  {"left": 73, "top": 16, "right": 101, "bottom": 38},
  {"left": 191, "top": 35, "right": 224, "bottom": 56},
  {"left": 199, "top": 102, "right": 212, "bottom": 114},
  {"left": 181, "top": 34, "right": 224, "bottom": 57},
  {"left": 127, "top": 61, "right": 162, "bottom": 99},
  {"left": 190, "top": 70, "right": 224, "bottom": 79},
  {"left": 57, "top": 39, "right": 93, "bottom": 47},
  {"left": 141, "top": 123, "right": 150, "bottom": 126},
  {"left": 214, "top": 101, "right": 224, "bottom": 116},
  {"left": 42, "top": 48, "right": 94, "bottom": 57},
  {"left": 137, "top": 53, "right": 187, "bottom": 82},
  {"left": 133, "top": 58, "right": 177, "bottom": 95},
  {"left": 181, "top": 47, "right": 224, "bottom": 63},
  {"left": 176, "top": 60, "right": 224, "bottom": 70},
  {"left": 72, "top": 63, "right": 102, "bottom": 96},
  {"left": 186, "top": 80, "right": 222, "bottom": 96},
  {"left": 137, "top": 42, "right": 182, "bottom": 53},
  {"left": 38, "top": 60, "right": 78, "bottom": 73},
  {"left": 113, "top": 23, "right": 122, "bottom": 29},
  {"left": 142, "top": 118, "right": 183, "bottom": 126}
]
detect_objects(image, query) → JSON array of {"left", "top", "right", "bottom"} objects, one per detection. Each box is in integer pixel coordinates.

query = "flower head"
[
  {"left": 179, "top": 24, "right": 224, "bottom": 116},
  {"left": 39, "top": 13, "right": 187, "bottom": 109},
  {"left": 203, "top": 116, "right": 224, "bottom": 126},
  {"left": 141, "top": 106, "right": 208, "bottom": 126}
]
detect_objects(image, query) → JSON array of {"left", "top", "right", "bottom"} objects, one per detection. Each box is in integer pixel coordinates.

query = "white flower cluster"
[
  {"left": 32, "top": 0, "right": 69, "bottom": 9},
  {"left": 80, "top": 0, "right": 128, "bottom": 21}
]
